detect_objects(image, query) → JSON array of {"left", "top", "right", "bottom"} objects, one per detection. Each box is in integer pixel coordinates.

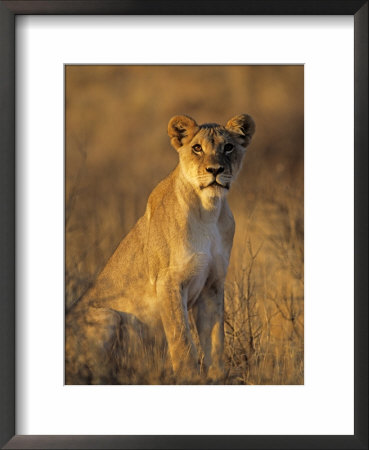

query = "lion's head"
[{"left": 168, "top": 114, "right": 255, "bottom": 199}]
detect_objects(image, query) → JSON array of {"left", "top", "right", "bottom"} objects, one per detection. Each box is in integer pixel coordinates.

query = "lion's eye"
[
  {"left": 224, "top": 143, "right": 234, "bottom": 154},
  {"left": 192, "top": 144, "right": 203, "bottom": 154}
]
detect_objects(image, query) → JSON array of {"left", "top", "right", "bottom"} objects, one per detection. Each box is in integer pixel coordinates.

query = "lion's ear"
[
  {"left": 226, "top": 114, "right": 255, "bottom": 147},
  {"left": 168, "top": 115, "right": 199, "bottom": 150}
]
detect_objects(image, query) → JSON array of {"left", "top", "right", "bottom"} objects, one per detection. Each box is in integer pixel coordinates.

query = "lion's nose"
[{"left": 206, "top": 165, "right": 224, "bottom": 176}]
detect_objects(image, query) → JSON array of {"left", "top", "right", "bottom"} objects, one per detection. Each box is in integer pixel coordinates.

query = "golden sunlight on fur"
[{"left": 66, "top": 114, "right": 255, "bottom": 384}]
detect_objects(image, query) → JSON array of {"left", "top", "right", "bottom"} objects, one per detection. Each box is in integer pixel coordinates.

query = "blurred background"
[{"left": 66, "top": 65, "right": 304, "bottom": 384}]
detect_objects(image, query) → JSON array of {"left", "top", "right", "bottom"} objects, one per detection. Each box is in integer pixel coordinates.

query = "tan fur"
[{"left": 66, "top": 114, "right": 255, "bottom": 384}]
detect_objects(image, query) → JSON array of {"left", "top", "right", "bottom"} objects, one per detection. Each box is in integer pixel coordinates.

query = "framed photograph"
[
  {"left": 0, "top": 1, "right": 367, "bottom": 449},
  {"left": 64, "top": 63, "right": 304, "bottom": 388}
]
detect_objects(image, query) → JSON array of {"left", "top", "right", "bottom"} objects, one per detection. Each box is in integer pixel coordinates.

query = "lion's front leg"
[
  {"left": 156, "top": 277, "right": 199, "bottom": 382},
  {"left": 194, "top": 284, "right": 225, "bottom": 383}
]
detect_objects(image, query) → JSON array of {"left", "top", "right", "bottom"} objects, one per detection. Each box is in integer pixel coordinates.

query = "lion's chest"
[{"left": 184, "top": 222, "right": 228, "bottom": 309}]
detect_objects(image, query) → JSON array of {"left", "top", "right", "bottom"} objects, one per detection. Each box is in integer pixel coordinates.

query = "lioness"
[{"left": 66, "top": 114, "right": 255, "bottom": 384}]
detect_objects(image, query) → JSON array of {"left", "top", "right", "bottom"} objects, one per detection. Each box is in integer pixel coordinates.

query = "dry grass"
[{"left": 65, "top": 65, "right": 304, "bottom": 384}]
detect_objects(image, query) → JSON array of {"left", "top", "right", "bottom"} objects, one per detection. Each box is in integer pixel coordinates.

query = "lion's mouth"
[{"left": 201, "top": 180, "right": 230, "bottom": 190}]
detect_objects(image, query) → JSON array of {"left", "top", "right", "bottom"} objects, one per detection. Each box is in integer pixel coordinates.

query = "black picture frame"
[{"left": 0, "top": 1, "right": 367, "bottom": 449}]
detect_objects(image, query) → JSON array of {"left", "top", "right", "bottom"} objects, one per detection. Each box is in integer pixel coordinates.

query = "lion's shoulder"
[{"left": 145, "top": 167, "right": 178, "bottom": 217}]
